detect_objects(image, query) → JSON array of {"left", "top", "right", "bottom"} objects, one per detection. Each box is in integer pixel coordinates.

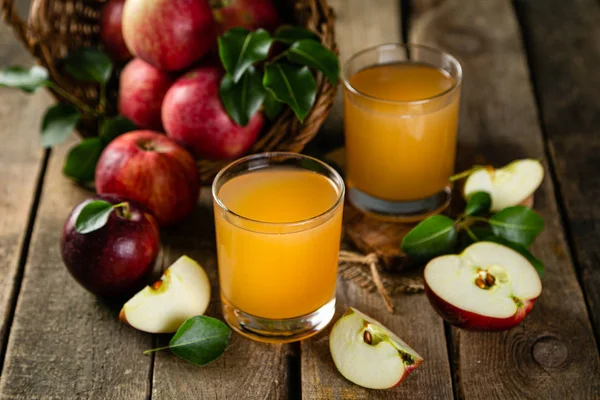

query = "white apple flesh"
[
  {"left": 424, "top": 242, "right": 542, "bottom": 331},
  {"left": 463, "top": 159, "right": 544, "bottom": 212},
  {"left": 329, "top": 307, "right": 423, "bottom": 390},
  {"left": 120, "top": 255, "right": 211, "bottom": 333}
]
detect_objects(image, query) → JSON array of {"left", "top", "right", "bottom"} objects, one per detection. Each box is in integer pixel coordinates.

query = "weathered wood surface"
[
  {"left": 301, "top": 1, "right": 454, "bottom": 398},
  {"left": 0, "top": 13, "right": 47, "bottom": 367},
  {"left": 151, "top": 191, "right": 292, "bottom": 400},
  {"left": 515, "top": 0, "right": 600, "bottom": 344},
  {"left": 411, "top": 0, "right": 600, "bottom": 399}
]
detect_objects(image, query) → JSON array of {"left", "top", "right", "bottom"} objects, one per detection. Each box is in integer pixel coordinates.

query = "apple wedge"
[
  {"left": 463, "top": 159, "right": 544, "bottom": 212},
  {"left": 329, "top": 307, "right": 423, "bottom": 389},
  {"left": 424, "top": 242, "right": 542, "bottom": 331},
  {"left": 120, "top": 255, "right": 211, "bottom": 333}
]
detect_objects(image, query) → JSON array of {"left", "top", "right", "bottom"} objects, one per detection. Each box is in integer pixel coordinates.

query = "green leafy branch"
[
  {"left": 218, "top": 25, "right": 339, "bottom": 125},
  {"left": 401, "top": 191, "right": 545, "bottom": 277},
  {"left": 0, "top": 48, "right": 136, "bottom": 184}
]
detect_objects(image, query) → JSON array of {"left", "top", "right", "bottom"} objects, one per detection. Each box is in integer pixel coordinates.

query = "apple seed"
[{"left": 363, "top": 330, "right": 373, "bottom": 345}]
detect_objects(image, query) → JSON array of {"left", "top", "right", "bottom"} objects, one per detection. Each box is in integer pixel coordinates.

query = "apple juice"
[
  {"left": 344, "top": 62, "right": 460, "bottom": 201},
  {"left": 214, "top": 167, "right": 343, "bottom": 320}
]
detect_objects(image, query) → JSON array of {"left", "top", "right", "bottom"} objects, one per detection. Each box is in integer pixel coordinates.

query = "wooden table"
[{"left": 1, "top": 0, "right": 599, "bottom": 398}]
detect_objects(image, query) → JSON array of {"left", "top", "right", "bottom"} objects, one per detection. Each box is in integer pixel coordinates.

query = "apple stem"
[
  {"left": 113, "top": 202, "right": 132, "bottom": 220},
  {"left": 449, "top": 165, "right": 487, "bottom": 182}
]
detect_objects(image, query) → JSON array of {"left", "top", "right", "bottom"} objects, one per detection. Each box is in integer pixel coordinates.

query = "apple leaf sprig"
[
  {"left": 0, "top": 48, "right": 136, "bottom": 183},
  {"left": 144, "top": 315, "right": 232, "bottom": 367},
  {"left": 401, "top": 179, "right": 546, "bottom": 277},
  {"left": 218, "top": 25, "right": 339, "bottom": 125}
]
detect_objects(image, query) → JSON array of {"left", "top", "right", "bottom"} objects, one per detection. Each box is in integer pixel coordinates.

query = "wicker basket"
[{"left": 0, "top": 0, "right": 338, "bottom": 183}]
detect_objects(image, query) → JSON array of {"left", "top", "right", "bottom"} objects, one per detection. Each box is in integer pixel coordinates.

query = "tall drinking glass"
[
  {"left": 343, "top": 43, "right": 462, "bottom": 221},
  {"left": 212, "top": 152, "right": 345, "bottom": 343}
]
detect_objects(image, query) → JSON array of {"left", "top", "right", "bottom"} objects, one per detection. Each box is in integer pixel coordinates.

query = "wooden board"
[
  {"left": 514, "top": 0, "right": 600, "bottom": 344},
  {"left": 151, "top": 190, "right": 292, "bottom": 399},
  {"left": 0, "top": 136, "right": 153, "bottom": 399},
  {"left": 301, "top": 1, "right": 454, "bottom": 398},
  {"left": 410, "top": 0, "right": 600, "bottom": 398},
  {"left": 0, "top": 18, "right": 47, "bottom": 365}
]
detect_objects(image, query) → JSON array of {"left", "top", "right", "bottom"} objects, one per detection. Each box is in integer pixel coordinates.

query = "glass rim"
[
  {"left": 342, "top": 42, "right": 463, "bottom": 106},
  {"left": 212, "top": 152, "right": 345, "bottom": 228}
]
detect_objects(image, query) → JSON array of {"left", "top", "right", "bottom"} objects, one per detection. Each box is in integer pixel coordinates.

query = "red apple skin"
[
  {"left": 424, "top": 281, "right": 537, "bottom": 331},
  {"left": 212, "top": 0, "right": 281, "bottom": 34},
  {"left": 60, "top": 195, "right": 159, "bottom": 297},
  {"left": 119, "top": 58, "right": 175, "bottom": 131},
  {"left": 100, "top": 0, "right": 132, "bottom": 62},
  {"left": 95, "top": 131, "right": 200, "bottom": 226},
  {"left": 122, "top": 0, "right": 216, "bottom": 71},
  {"left": 162, "top": 66, "right": 263, "bottom": 160}
]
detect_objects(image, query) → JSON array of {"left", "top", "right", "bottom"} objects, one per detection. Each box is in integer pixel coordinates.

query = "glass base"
[
  {"left": 221, "top": 295, "right": 336, "bottom": 343},
  {"left": 347, "top": 185, "right": 452, "bottom": 223}
]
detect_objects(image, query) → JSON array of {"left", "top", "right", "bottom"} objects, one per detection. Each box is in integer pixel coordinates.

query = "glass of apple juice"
[
  {"left": 212, "top": 152, "right": 345, "bottom": 343},
  {"left": 343, "top": 43, "right": 462, "bottom": 221}
]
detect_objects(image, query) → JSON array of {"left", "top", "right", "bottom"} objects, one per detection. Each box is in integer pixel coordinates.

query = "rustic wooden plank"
[
  {"left": 514, "top": 0, "right": 600, "bottom": 344},
  {"left": 0, "top": 17, "right": 47, "bottom": 364},
  {"left": 0, "top": 135, "right": 153, "bottom": 400},
  {"left": 301, "top": 1, "right": 454, "bottom": 398},
  {"left": 410, "top": 0, "right": 600, "bottom": 398},
  {"left": 151, "top": 190, "right": 292, "bottom": 399}
]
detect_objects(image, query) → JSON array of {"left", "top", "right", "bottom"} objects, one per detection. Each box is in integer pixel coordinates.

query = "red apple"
[
  {"left": 119, "top": 58, "right": 175, "bottom": 131},
  {"left": 60, "top": 195, "right": 159, "bottom": 297},
  {"left": 122, "top": 0, "right": 216, "bottom": 71},
  {"left": 212, "top": 0, "right": 281, "bottom": 34},
  {"left": 100, "top": 0, "right": 132, "bottom": 62},
  {"left": 424, "top": 242, "right": 542, "bottom": 331},
  {"left": 95, "top": 130, "right": 200, "bottom": 226},
  {"left": 162, "top": 66, "right": 263, "bottom": 160}
]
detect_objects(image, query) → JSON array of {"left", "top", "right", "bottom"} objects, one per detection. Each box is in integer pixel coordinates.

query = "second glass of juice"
[
  {"left": 343, "top": 43, "right": 462, "bottom": 221},
  {"left": 212, "top": 152, "right": 345, "bottom": 343}
]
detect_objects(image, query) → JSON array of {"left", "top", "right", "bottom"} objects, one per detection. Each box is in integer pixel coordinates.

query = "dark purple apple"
[
  {"left": 95, "top": 130, "right": 200, "bottom": 226},
  {"left": 60, "top": 196, "right": 160, "bottom": 297},
  {"left": 162, "top": 66, "right": 263, "bottom": 160}
]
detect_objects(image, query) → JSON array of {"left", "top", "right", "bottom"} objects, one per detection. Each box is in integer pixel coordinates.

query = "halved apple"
[
  {"left": 329, "top": 307, "right": 423, "bottom": 389},
  {"left": 120, "top": 255, "right": 211, "bottom": 333},
  {"left": 463, "top": 159, "right": 544, "bottom": 212},
  {"left": 424, "top": 242, "right": 542, "bottom": 331}
]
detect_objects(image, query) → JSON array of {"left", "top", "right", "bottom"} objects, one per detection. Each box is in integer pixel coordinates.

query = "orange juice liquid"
[
  {"left": 214, "top": 168, "right": 343, "bottom": 319},
  {"left": 344, "top": 62, "right": 459, "bottom": 201}
]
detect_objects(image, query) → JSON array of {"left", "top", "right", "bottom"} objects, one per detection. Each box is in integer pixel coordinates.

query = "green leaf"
[
  {"left": 41, "top": 103, "right": 81, "bottom": 148},
  {"left": 63, "top": 137, "right": 104, "bottom": 183},
  {"left": 263, "top": 90, "right": 284, "bottom": 120},
  {"left": 483, "top": 236, "right": 545, "bottom": 278},
  {"left": 489, "top": 206, "right": 544, "bottom": 247},
  {"left": 144, "top": 316, "right": 231, "bottom": 367},
  {"left": 63, "top": 48, "right": 113, "bottom": 84},
  {"left": 100, "top": 116, "right": 137, "bottom": 144},
  {"left": 263, "top": 63, "right": 316, "bottom": 122},
  {"left": 274, "top": 25, "right": 319, "bottom": 44},
  {"left": 218, "top": 28, "right": 272, "bottom": 82},
  {"left": 0, "top": 65, "right": 51, "bottom": 93},
  {"left": 465, "top": 191, "right": 492, "bottom": 216},
  {"left": 75, "top": 200, "right": 114, "bottom": 234},
  {"left": 287, "top": 40, "right": 339, "bottom": 85},
  {"left": 401, "top": 215, "right": 458, "bottom": 260},
  {"left": 220, "top": 66, "right": 265, "bottom": 126}
]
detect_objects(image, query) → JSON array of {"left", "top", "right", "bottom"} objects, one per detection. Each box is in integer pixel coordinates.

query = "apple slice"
[
  {"left": 120, "top": 255, "right": 211, "bottom": 333},
  {"left": 329, "top": 307, "right": 423, "bottom": 389},
  {"left": 463, "top": 159, "right": 544, "bottom": 212},
  {"left": 424, "top": 242, "right": 542, "bottom": 331}
]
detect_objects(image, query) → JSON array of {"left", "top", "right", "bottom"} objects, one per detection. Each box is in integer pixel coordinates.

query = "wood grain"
[
  {"left": 301, "top": 1, "right": 454, "bottom": 398},
  {"left": 514, "top": 0, "right": 600, "bottom": 344},
  {"left": 0, "top": 16, "right": 47, "bottom": 365},
  {"left": 0, "top": 136, "right": 153, "bottom": 400},
  {"left": 411, "top": 0, "right": 600, "bottom": 398},
  {"left": 151, "top": 191, "right": 292, "bottom": 400}
]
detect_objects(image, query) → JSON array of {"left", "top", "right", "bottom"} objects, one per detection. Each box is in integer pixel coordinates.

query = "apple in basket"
[
  {"left": 95, "top": 131, "right": 200, "bottom": 227},
  {"left": 99, "top": 0, "right": 132, "bottom": 62},
  {"left": 211, "top": 0, "right": 282, "bottom": 34},
  {"left": 162, "top": 66, "right": 264, "bottom": 160}
]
